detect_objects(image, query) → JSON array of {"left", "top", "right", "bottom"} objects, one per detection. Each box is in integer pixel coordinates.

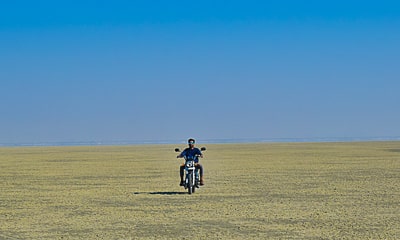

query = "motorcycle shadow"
[{"left": 133, "top": 191, "right": 186, "bottom": 195}]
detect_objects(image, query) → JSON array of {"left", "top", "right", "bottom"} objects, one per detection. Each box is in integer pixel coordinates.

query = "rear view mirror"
[
  {"left": 201, "top": 147, "right": 206, "bottom": 151},
  {"left": 175, "top": 148, "right": 180, "bottom": 152}
]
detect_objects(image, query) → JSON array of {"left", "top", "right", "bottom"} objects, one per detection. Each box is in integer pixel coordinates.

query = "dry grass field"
[{"left": 1, "top": 141, "right": 399, "bottom": 239}]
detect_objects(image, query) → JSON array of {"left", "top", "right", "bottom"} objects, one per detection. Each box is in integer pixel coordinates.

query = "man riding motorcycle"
[{"left": 177, "top": 138, "right": 205, "bottom": 186}]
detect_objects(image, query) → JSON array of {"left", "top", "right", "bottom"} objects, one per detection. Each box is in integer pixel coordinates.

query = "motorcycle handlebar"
[{"left": 177, "top": 154, "right": 203, "bottom": 160}]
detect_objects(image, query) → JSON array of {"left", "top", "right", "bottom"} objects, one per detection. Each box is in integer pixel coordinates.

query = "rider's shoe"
[
  {"left": 179, "top": 181, "right": 184, "bottom": 186},
  {"left": 200, "top": 178, "right": 204, "bottom": 186}
]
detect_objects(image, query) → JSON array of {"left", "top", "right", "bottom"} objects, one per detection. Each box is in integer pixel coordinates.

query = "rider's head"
[{"left": 188, "top": 138, "right": 195, "bottom": 147}]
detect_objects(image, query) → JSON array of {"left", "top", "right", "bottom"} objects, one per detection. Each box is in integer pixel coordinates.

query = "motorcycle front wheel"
[{"left": 187, "top": 174, "right": 193, "bottom": 194}]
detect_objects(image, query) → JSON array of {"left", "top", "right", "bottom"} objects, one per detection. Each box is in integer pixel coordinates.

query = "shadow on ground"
[{"left": 133, "top": 191, "right": 187, "bottom": 195}]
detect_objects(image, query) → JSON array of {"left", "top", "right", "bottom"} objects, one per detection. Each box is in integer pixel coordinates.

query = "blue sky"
[{"left": 1, "top": 1, "right": 400, "bottom": 144}]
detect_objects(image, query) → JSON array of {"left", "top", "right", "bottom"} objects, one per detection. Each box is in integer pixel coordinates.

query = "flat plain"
[{"left": 0, "top": 141, "right": 399, "bottom": 239}]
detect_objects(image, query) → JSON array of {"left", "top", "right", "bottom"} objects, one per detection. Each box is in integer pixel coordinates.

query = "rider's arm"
[
  {"left": 177, "top": 149, "right": 186, "bottom": 158},
  {"left": 197, "top": 148, "right": 203, "bottom": 158}
]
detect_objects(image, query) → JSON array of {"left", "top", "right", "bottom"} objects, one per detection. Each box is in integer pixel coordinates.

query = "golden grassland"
[{"left": 0, "top": 141, "right": 399, "bottom": 239}]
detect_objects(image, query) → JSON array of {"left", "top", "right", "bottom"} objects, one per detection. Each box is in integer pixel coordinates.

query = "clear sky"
[{"left": 1, "top": 1, "right": 400, "bottom": 144}]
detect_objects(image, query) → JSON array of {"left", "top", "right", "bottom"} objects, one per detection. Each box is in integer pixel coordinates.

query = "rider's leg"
[{"left": 196, "top": 163, "right": 204, "bottom": 185}]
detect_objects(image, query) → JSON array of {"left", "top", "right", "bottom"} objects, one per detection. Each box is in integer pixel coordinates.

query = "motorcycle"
[{"left": 175, "top": 147, "right": 206, "bottom": 194}]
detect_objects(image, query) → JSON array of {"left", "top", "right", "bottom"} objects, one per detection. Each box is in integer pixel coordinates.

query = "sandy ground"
[{"left": 0, "top": 142, "right": 399, "bottom": 239}]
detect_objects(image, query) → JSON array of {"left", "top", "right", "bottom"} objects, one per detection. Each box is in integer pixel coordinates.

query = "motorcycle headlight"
[{"left": 186, "top": 162, "right": 194, "bottom": 168}]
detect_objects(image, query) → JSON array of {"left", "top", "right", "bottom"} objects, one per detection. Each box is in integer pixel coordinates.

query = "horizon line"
[{"left": 1, "top": 136, "right": 400, "bottom": 147}]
